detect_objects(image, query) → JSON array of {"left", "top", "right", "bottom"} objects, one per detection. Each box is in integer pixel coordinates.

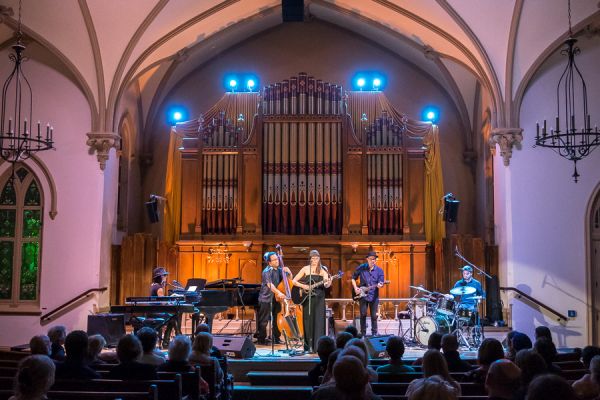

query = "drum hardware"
[{"left": 409, "top": 285, "right": 433, "bottom": 295}]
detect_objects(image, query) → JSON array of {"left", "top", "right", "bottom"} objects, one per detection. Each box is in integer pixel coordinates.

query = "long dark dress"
[{"left": 300, "top": 274, "right": 325, "bottom": 352}]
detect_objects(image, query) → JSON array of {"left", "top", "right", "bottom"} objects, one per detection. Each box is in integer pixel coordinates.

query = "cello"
[{"left": 275, "top": 245, "right": 304, "bottom": 341}]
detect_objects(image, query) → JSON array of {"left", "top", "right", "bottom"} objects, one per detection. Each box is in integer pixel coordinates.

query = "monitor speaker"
[
  {"left": 212, "top": 335, "right": 256, "bottom": 359},
  {"left": 282, "top": 0, "right": 304, "bottom": 22},
  {"left": 364, "top": 335, "right": 392, "bottom": 359},
  {"left": 145, "top": 199, "right": 159, "bottom": 223},
  {"left": 87, "top": 314, "right": 125, "bottom": 347},
  {"left": 443, "top": 198, "right": 460, "bottom": 222}
]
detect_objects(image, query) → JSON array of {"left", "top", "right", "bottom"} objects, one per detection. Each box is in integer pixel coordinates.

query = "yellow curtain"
[
  {"left": 424, "top": 125, "right": 445, "bottom": 242},
  {"left": 162, "top": 129, "right": 183, "bottom": 245}
]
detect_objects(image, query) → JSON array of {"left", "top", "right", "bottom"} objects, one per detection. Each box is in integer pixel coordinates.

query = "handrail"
[
  {"left": 41, "top": 287, "right": 107, "bottom": 323},
  {"left": 500, "top": 286, "right": 568, "bottom": 322}
]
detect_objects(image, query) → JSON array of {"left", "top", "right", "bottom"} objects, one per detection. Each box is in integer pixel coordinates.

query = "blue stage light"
[
  {"left": 373, "top": 78, "right": 381, "bottom": 89},
  {"left": 167, "top": 106, "right": 188, "bottom": 125},
  {"left": 247, "top": 79, "right": 255, "bottom": 91},
  {"left": 423, "top": 107, "right": 440, "bottom": 123},
  {"left": 173, "top": 111, "right": 183, "bottom": 121},
  {"left": 229, "top": 79, "right": 238, "bottom": 91},
  {"left": 357, "top": 78, "right": 366, "bottom": 90}
]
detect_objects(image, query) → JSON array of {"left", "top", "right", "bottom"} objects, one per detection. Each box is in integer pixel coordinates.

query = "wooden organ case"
[{"left": 176, "top": 73, "right": 431, "bottom": 313}]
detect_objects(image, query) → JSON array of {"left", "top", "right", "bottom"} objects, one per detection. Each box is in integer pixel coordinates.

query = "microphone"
[{"left": 172, "top": 280, "right": 184, "bottom": 288}]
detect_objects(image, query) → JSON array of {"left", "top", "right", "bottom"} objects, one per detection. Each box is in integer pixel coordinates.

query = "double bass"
[{"left": 275, "top": 245, "right": 304, "bottom": 341}]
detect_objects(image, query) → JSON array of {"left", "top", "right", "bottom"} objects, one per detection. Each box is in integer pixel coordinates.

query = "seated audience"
[
  {"left": 108, "top": 334, "right": 158, "bottom": 380},
  {"left": 158, "top": 335, "right": 194, "bottom": 372},
  {"left": 10, "top": 355, "right": 56, "bottom": 400},
  {"left": 29, "top": 335, "right": 51, "bottom": 356},
  {"left": 87, "top": 334, "right": 106, "bottom": 366},
  {"left": 335, "top": 332, "right": 353, "bottom": 349},
  {"left": 376, "top": 336, "right": 415, "bottom": 374},
  {"left": 47, "top": 325, "right": 67, "bottom": 362},
  {"left": 534, "top": 326, "right": 553, "bottom": 342},
  {"left": 485, "top": 359, "right": 521, "bottom": 400},
  {"left": 504, "top": 330, "right": 519, "bottom": 360},
  {"left": 527, "top": 373, "right": 576, "bottom": 400},
  {"left": 312, "top": 355, "right": 381, "bottom": 400},
  {"left": 441, "top": 334, "right": 473, "bottom": 372},
  {"left": 573, "top": 347, "right": 600, "bottom": 399},
  {"left": 415, "top": 349, "right": 461, "bottom": 395},
  {"left": 533, "top": 337, "right": 561, "bottom": 374},
  {"left": 194, "top": 323, "right": 222, "bottom": 358},
  {"left": 405, "top": 375, "right": 458, "bottom": 400},
  {"left": 344, "top": 325, "right": 360, "bottom": 338},
  {"left": 413, "top": 331, "right": 443, "bottom": 366},
  {"left": 320, "top": 349, "right": 341, "bottom": 385},
  {"left": 510, "top": 332, "right": 533, "bottom": 360},
  {"left": 463, "top": 338, "right": 505, "bottom": 383},
  {"left": 309, "top": 336, "right": 336, "bottom": 386},
  {"left": 189, "top": 332, "right": 224, "bottom": 386},
  {"left": 514, "top": 349, "right": 547, "bottom": 400},
  {"left": 342, "top": 342, "right": 378, "bottom": 382},
  {"left": 345, "top": 338, "right": 369, "bottom": 357},
  {"left": 55, "top": 330, "right": 100, "bottom": 380},
  {"left": 136, "top": 327, "right": 166, "bottom": 366}
]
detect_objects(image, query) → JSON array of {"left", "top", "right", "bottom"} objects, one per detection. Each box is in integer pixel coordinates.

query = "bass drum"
[{"left": 414, "top": 316, "right": 451, "bottom": 346}]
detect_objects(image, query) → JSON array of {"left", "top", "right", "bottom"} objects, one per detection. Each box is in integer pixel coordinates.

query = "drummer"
[{"left": 453, "top": 265, "right": 484, "bottom": 310}]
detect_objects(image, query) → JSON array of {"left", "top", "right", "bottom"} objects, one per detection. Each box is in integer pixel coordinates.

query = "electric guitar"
[
  {"left": 353, "top": 280, "right": 391, "bottom": 301},
  {"left": 291, "top": 271, "right": 344, "bottom": 305}
]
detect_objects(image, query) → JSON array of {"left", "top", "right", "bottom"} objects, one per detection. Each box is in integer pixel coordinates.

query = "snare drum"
[
  {"left": 415, "top": 316, "right": 451, "bottom": 346},
  {"left": 436, "top": 296, "right": 456, "bottom": 316},
  {"left": 457, "top": 307, "right": 475, "bottom": 324}
]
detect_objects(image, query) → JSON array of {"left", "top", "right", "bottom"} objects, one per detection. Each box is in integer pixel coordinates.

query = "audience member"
[
  {"left": 108, "top": 334, "right": 158, "bottom": 380},
  {"left": 55, "top": 330, "right": 100, "bottom": 380},
  {"left": 309, "top": 336, "right": 336, "bottom": 386},
  {"left": 405, "top": 375, "right": 458, "bottom": 400},
  {"left": 189, "top": 332, "right": 224, "bottom": 386},
  {"left": 47, "top": 325, "right": 67, "bottom": 362},
  {"left": 335, "top": 332, "right": 353, "bottom": 349},
  {"left": 29, "top": 335, "right": 51, "bottom": 356},
  {"left": 514, "top": 349, "right": 547, "bottom": 400},
  {"left": 321, "top": 349, "right": 341, "bottom": 385},
  {"left": 10, "top": 355, "right": 55, "bottom": 400},
  {"left": 441, "top": 334, "right": 473, "bottom": 372},
  {"left": 194, "top": 323, "right": 222, "bottom": 358},
  {"left": 573, "top": 348, "right": 600, "bottom": 399},
  {"left": 510, "top": 332, "right": 532, "bottom": 357},
  {"left": 534, "top": 326, "right": 553, "bottom": 342},
  {"left": 312, "top": 355, "right": 381, "bottom": 400},
  {"left": 345, "top": 338, "right": 369, "bottom": 357},
  {"left": 504, "top": 330, "right": 519, "bottom": 360},
  {"left": 463, "top": 338, "right": 504, "bottom": 383},
  {"left": 485, "top": 359, "right": 521, "bottom": 400},
  {"left": 87, "top": 334, "right": 106, "bottom": 366},
  {"left": 413, "top": 331, "right": 443, "bottom": 366},
  {"left": 533, "top": 337, "right": 561, "bottom": 374},
  {"left": 341, "top": 344, "right": 378, "bottom": 383},
  {"left": 344, "top": 325, "right": 360, "bottom": 338},
  {"left": 136, "top": 327, "right": 166, "bottom": 366},
  {"left": 527, "top": 373, "right": 576, "bottom": 400},
  {"left": 417, "top": 349, "right": 461, "bottom": 395},
  {"left": 376, "top": 336, "right": 415, "bottom": 374},
  {"left": 158, "top": 335, "right": 194, "bottom": 372}
]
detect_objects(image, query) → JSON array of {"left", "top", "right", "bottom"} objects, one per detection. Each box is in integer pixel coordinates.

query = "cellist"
[{"left": 255, "top": 251, "right": 292, "bottom": 345}]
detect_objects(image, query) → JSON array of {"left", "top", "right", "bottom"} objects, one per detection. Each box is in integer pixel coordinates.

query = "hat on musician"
[
  {"left": 152, "top": 267, "right": 169, "bottom": 278},
  {"left": 459, "top": 265, "right": 473, "bottom": 272},
  {"left": 366, "top": 251, "right": 378, "bottom": 259},
  {"left": 309, "top": 249, "right": 320, "bottom": 258}
]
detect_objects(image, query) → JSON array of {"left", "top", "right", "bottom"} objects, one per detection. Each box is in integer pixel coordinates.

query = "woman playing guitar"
[{"left": 292, "top": 249, "right": 331, "bottom": 352}]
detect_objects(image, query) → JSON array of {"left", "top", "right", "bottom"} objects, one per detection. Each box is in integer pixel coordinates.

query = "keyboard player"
[{"left": 150, "top": 267, "right": 180, "bottom": 347}]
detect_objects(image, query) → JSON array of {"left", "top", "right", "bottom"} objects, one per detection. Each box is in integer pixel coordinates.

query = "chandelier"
[
  {"left": 0, "top": 0, "right": 54, "bottom": 164},
  {"left": 534, "top": 0, "right": 599, "bottom": 182},
  {"left": 207, "top": 243, "right": 231, "bottom": 264}
]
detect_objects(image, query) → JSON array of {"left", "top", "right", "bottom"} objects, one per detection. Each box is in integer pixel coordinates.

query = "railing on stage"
[{"left": 326, "top": 298, "right": 428, "bottom": 321}]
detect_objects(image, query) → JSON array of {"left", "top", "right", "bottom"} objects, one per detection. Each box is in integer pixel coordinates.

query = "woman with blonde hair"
[
  {"left": 406, "top": 375, "right": 458, "bottom": 400},
  {"left": 411, "top": 349, "right": 461, "bottom": 395},
  {"left": 190, "top": 332, "right": 224, "bottom": 386},
  {"left": 10, "top": 355, "right": 55, "bottom": 400}
]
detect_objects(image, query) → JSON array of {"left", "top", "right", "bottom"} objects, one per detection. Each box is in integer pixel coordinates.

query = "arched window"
[{"left": 0, "top": 166, "right": 43, "bottom": 305}]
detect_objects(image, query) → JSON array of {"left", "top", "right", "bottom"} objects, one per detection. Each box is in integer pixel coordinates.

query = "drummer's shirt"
[{"left": 452, "top": 278, "right": 484, "bottom": 309}]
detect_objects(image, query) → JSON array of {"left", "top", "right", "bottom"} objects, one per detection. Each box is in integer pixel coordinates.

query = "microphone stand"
[{"left": 454, "top": 248, "right": 492, "bottom": 279}]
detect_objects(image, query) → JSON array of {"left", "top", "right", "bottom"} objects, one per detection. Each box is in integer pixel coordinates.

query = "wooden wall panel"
[
  {"left": 180, "top": 157, "right": 199, "bottom": 237},
  {"left": 406, "top": 156, "right": 425, "bottom": 235}
]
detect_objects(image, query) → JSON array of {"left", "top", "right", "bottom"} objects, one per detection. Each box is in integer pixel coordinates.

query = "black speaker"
[
  {"left": 443, "top": 197, "right": 460, "bottom": 222},
  {"left": 212, "top": 335, "right": 256, "bottom": 359},
  {"left": 282, "top": 0, "right": 304, "bottom": 22},
  {"left": 87, "top": 314, "right": 126, "bottom": 347},
  {"left": 145, "top": 199, "right": 159, "bottom": 223},
  {"left": 364, "top": 335, "right": 392, "bottom": 359},
  {"left": 486, "top": 275, "right": 503, "bottom": 323}
]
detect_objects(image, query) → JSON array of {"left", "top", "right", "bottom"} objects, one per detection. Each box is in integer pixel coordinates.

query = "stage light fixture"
[
  {"left": 423, "top": 107, "right": 439, "bottom": 123},
  {"left": 373, "top": 78, "right": 381, "bottom": 90},
  {"left": 357, "top": 77, "right": 366, "bottom": 90},
  {"left": 229, "top": 79, "right": 237, "bottom": 92},
  {"left": 247, "top": 79, "right": 255, "bottom": 91},
  {"left": 167, "top": 106, "right": 188, "bottom": 125}
]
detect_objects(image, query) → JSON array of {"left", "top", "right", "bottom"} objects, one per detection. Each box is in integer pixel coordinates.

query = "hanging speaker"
[
  {"left": 443, "top": 196, "right": 460, "bottom": 223},
  {"left": 282, "top": 0, "right": 304, "bottom": 22},
  {"left": 145, "top": 198, "right": 159, "bottom": 223}
]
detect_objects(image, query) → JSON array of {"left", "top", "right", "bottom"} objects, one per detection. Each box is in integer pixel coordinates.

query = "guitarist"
[
  {"left": 292, "top": 249, "right": 332, "bottom": 352},
  {"left": 352, "top": 251, "right": 385, "bottom": 337}
]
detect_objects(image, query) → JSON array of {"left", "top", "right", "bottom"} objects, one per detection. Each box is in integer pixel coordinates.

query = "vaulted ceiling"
[{"left": 0, "top": 0, "right": 598, "bottom": 133}]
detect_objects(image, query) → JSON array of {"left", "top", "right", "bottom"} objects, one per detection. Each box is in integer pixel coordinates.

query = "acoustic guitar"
[{"left": 291, "top": 271, "right": 344, "bottom": 305}]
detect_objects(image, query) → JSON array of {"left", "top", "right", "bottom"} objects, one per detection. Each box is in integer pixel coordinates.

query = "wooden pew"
[
  {"left": 0, "top": 351, "right": 29, "bottom": 362},
  {"left": 51, "top": 377, "right": 181, "bottom": 400},
  {"left": 247, "top": 371, "right": 311, "bottom": 386},
  {"left": 0, "top": 368, "right": 16, "bottom": 378},
  {"left": 372, "top": 382, "right": 486, "bottom": 396},
  {"left": 47, "top": 386, "right": 158, "bottom": 400},
  {"left": 233, "top": 385, "right": 313, "bottom": 400},
  {"left": 0, "top": 361, "right": 18, "bottom": 368},
  {"left": 158, "top": 367, "right": 202, "bottom": 400}
]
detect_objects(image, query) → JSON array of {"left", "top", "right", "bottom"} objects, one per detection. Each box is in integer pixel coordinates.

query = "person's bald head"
[
  {"left": 486, "top": 359, "right": 521, "bottom": 399},
  {"left": 333, "top": 355, "right": 368, "bottom": 394}
]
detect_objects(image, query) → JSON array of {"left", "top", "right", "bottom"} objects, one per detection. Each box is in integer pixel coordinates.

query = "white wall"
[
  {"left": 0, "top": 44, "right": 105, "bottom": 346},
  {"left": 496, "top": 36, "right": 600, "bottom": 347}
]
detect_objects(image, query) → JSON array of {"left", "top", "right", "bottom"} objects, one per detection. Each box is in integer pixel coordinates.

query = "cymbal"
[
  {"left": 450, "top": 286, "right": 476, "bottom": 296},
  {"left": 409, "top": 285, "right": 432, "bottom": 294},
  {"left": 471, "top": 296, "right": 484, "bottom": 300}
]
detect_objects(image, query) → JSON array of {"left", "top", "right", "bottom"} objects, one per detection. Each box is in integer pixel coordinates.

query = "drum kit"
[{"left": 401, "top": 284, "right": 484, "bottom": 349}]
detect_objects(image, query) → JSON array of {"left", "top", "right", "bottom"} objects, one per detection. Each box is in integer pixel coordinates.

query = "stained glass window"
[{"left": 0, "top": 167, "right": 43, "bottom": 305}]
